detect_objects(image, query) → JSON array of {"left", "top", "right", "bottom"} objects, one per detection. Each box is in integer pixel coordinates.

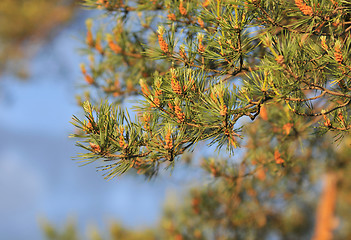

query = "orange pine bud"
[
  {"left": 282, "top": 123, "right": 294, "bottom": 135},
  {"left": 85, "top": 19, "right": 94, "bottom": 47},
  {"left": 118, "top": 126, "right": 127, "bottom": 149},
  {"left": 220, "top": 104, "right": 228, "bottom": 116},
  {"left": 142, "top": 113, "right": 151, "bottom": 131},
  {"left": 108, "top": 40, "right": 122, "bottom": 54},
  {"left": 210, "top": 92, "right": 218, "bottom": 102},
  {"left": 174, "top": 104, "right": 185, "bottom": 122},
  {"left": 322, "top": 114, "right": 331, "bottom": 127},
  {"left": 198, "top": 17, "right": 204, "bottom": 28},
  {"left": 152, "top": 97, "right": 160, "bottom": 107},
  {"left": 179, "top": 1, "right": 187, "bottom": 15},
  {"left": 95, "top": 37, "right": 104, "bottom": 54},
  {"left": 179, "top": 47, "right": 187, "bottom": 59},
  {"left": 156, "top": 90, "right": 162, "bottom": 96},
  {"left": 168, "top": 102, "right": 174, "bottom": 111},
  {"left": 84, "top": 121, "right": 94, "bottom": 133},
  {"left": 198, "top": 41, "right": 205, "bottom": 53},
  {"left": 81, "top": 64, "right": 94, "bottom": 84},
  {"left": 119, "top": 135, "right": 126, "bottom": 148},
  {"left": 274, "top": 149, "right": 284, "bottom": 164},
  {"left": 334, "top": 44, "right": 343, "bottom": 63},
  {"left": 295, "top": 0, "right": 313, "bottom": 16},
  {"left": 197, "top": 34, "right": 205, "bottom": 53},
  {"left": 142, "top": 113, "right": 151, "bottom": 123},
  {"left": 158, "top": 34, "right": 169, "bottom": 53},
  {"left": 80, "top": 64, "right": 87, "bottom": 75},
  {"left": 171, "top": 78, "right": 182, "bottom": 94},
  {"left": 140, "top": 79, "right": 151, "bottom": 96},
  {"left": 338, "top": 112, "right": 345, "bottom": 123},
  {"left": 167, "top": 13, "right": 176, "bottom": 21},
  {"left": 164, "top": 130, "right": 173, "bottom": 149},
  {"left": 89, "top": 142, "right": 101, "bottom": 153},
  {"left": 86, "top": 30, "right": 94, "bottom": 47},
  {"left": 152, "top": 89, "right": 162, "bottom": 107},
  {"left": 202, "top": 0, "right": 211, "bottom": 8},
  {"left": 324, "top": 118, "right": 331, "bottom": 127},
  {"left": 84, "top": 74, "right": 94, "bottom": 85}
]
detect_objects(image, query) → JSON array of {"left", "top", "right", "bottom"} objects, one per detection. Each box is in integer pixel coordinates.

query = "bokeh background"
[
  {"left": 4, "top": 1, "right": 350, "bottom": 240},
  {"left": 0, "top": 1, "right": 180, "bottom": 239}
]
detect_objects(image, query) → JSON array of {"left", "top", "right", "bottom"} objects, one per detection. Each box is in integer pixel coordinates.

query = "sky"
[
  {"left": 0, "top": 7, "right": 244, "bottom": 239},
  {"left": 0, "top": 11, "right": 177, "bottom": 240}
]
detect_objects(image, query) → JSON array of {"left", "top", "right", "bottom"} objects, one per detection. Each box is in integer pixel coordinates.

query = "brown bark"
[{"left": 312, "top": 173, "right": 339, "bottom": 240}]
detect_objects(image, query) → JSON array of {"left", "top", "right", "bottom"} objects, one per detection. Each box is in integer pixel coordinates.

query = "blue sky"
[
  {"left": 0, "top": 8, "right": 240, "bottom": 239},
  {"left": 0, "top": 12, "right": 174, "bottom": 239}
]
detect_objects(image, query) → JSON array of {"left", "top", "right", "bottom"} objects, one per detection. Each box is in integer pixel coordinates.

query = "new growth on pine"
[
  {"left": 72, "top": 0, "right": 351, "bottom": 178},
  {"left": 66, "top": 0, "right": 351, "bottom": 239}
]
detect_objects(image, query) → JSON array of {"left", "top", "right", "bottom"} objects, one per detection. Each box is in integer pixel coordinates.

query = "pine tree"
[{"left": 69, "top": 0, "right": 351, "bottom": 239}]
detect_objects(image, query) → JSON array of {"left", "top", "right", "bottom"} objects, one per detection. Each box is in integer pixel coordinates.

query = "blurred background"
[
  {"left": 3, "top": 1, "right": 351, "bottom": 240},
  {"left": 0, "top": 1, "right": 181, "bottom": 239}
]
